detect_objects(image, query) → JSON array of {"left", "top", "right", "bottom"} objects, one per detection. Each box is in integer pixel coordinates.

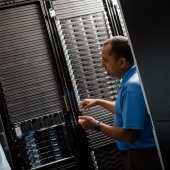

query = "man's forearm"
[
  {"left": 99, "top": 122, "right": 139, "bottom": 143},
  {"left": 96, "top": 99, "right": 115, "bottom": 113}
]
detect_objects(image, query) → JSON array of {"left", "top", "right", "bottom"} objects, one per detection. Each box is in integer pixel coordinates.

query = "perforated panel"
[
  {"left": 52, "top": 0, "right": 105, "bottom": 19},
  {"left": 55, "top": 11, "right": 120, "bottom": 148},
  {"left": 0, "top": 3, "right": 62, "bottom": 123}
]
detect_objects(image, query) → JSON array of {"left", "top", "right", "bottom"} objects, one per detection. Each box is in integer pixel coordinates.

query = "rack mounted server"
[{"left": 0, "top": 0, "right": 124, "bottom": 169}]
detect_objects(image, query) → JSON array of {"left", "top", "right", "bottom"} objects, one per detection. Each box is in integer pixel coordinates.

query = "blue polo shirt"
[{"left": 114, "top": 65, "right": 156, "bottom": 150}]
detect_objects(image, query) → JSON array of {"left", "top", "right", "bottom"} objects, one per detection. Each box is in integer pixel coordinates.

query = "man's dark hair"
[{"left": 103, "top": 36, "right": 134, "bottom": 64}]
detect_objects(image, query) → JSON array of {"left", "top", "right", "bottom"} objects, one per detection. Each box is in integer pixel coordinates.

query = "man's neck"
[{"left": 119, "top": 64, "right": 134, "bottom": 79}]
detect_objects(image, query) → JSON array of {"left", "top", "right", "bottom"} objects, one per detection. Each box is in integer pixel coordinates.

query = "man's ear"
[{"left": 119, "top": 58, "right": 127, "bottom": 68}]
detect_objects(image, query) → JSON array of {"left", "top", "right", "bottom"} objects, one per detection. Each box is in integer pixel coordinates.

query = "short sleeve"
[{"left": 122, "top": 91, "right": 146, "bottom": 130}]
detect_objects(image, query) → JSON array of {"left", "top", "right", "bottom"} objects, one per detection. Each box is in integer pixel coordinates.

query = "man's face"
[{"left": 101, "top": 44, "right": 122, "bottom": 78}]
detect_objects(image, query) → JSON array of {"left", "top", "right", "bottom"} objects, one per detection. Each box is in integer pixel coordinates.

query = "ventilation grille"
[
  {"left": 0, "top": 3, "right": 62, "bottom": 123},
  {"left": 52, "top": 0, "right": 105, "bottom": 19}
]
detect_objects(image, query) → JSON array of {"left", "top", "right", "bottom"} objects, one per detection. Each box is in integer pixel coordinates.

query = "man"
[{"left": 78, "top": 36, "right": 161, "bottom": 170}]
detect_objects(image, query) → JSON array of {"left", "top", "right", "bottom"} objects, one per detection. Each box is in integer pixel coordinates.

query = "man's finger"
[{"left": 78, "top": 115, "right": 88, "bottom": 119}]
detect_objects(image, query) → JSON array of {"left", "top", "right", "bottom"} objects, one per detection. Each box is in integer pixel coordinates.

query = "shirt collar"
[{"left": 120, "top": 65, "right": 136, "bottom": 87}]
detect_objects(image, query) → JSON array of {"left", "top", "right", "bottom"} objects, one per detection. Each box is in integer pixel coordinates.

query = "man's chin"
[
  {"left": 105, "top": 71, "right": 111, "bottom": 76},
  {"left": 105, "top": 71, "right": 117, "bottom": 78},
  {"left": 109, "top": 73, "right": 118, "bottom": 79}
]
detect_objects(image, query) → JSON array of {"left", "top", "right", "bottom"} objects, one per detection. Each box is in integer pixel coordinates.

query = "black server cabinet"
[
  {"left": 118, "top": 0, "right": 170, "bottom": 169},
  {"left": 0, "top": 0, "right": 93, "bottom": 169},
  {"left": 0, "top": 0, "right": 124, "bottom": 169}
]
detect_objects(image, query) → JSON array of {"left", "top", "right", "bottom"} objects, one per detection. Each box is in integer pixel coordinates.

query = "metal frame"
[{"left": 102, "top": 0, "right": 123, "bottom": 35}]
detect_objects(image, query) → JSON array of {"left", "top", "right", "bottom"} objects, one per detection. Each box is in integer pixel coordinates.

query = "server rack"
[{"left": 0, "top": 0, "right": 124, "bottom": 169}]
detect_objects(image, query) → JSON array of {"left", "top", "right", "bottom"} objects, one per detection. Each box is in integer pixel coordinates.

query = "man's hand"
[
  {"left": 78, "top": 115, "right": 98, "bottom": 130},
  {"left": 79, "top": 99, "right": 98, "bottom": 111}
]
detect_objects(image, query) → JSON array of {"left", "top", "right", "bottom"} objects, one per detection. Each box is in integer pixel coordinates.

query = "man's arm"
[
  {"left": 100, "top": 122, "right": 140, "bottom": 143},
  {"left": 79, "top": 99, "right": 115, "bottom": 113},
  {"left": 78, "top": 115, "right": 140, "bottom": 143}
]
